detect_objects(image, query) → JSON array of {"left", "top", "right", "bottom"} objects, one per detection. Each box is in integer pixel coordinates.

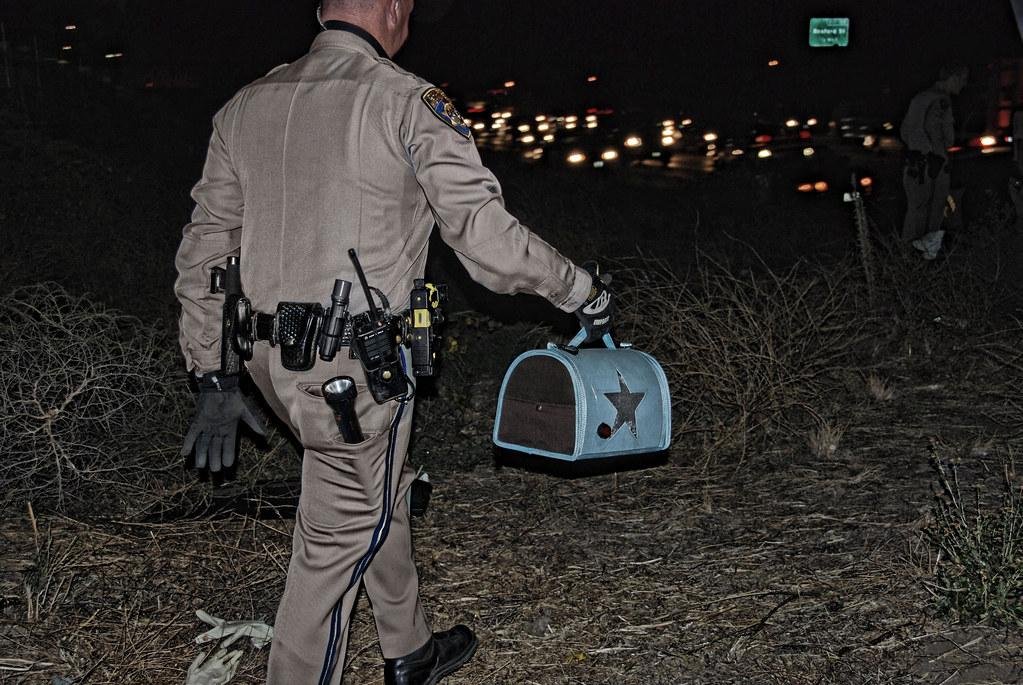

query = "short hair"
[
  {"left": 939, "top": 62, "right": 968, "bottom": 80},
  {"left": 321, "top": 0, "right": 376, "bottom": 11}
]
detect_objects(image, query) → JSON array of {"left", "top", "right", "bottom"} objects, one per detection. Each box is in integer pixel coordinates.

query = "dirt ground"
[{"left": 3, "top": 332, "right": 1022, "bottom": 684}]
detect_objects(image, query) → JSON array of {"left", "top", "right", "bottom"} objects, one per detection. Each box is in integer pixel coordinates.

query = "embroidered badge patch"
[{"left": 422, "top": 87, "right": 472, "bottom": 139}]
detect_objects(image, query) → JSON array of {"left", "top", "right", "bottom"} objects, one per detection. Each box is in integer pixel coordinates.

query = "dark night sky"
[{"left": 4, "top": 1, "right": 1022, "bottom": 126}]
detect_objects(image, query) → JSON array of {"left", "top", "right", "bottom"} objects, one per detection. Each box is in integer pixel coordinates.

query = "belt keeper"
[{"left": 253, "top": 312, "right": 276, "bottom": 345}]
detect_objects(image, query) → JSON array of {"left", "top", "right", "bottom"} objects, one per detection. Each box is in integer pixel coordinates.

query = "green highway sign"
[{"left": 809, "top": 17, "right": 850, "bottom": 47}]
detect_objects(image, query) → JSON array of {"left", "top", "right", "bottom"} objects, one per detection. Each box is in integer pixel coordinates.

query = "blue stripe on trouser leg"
[{"left": 317, "top": 353, "right": 410, "bottom": 685}]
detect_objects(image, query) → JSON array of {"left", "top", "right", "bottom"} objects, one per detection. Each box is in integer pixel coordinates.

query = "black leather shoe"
[{"left": 384, "top": 625, "right": 478, "bottom": 685}]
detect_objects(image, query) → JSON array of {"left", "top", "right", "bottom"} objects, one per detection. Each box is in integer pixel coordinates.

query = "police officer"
[
  {"left": 173, "top": 0, "right": 613, "bottom": 683},
  {"left": 900, "top": 63, "right": 968, "bottom": 260},
  {"left": 1010, "top": 110, "right": 1023, "bottom": 230}
]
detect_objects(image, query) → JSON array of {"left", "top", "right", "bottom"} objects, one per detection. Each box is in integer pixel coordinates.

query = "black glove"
[
  {"left": 574, "top": 262, "right": 614, "bottom": 344},
  {"left": 181, "top": 373, "right": 266, "bottom": 473}
]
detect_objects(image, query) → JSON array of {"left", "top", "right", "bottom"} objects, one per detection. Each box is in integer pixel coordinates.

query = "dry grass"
[
  {"left": 5, "top": 405, "right": 1023, "bottom": 683},
  {"left": 807, "top": 418, "right": 845, "bottom": 459},
  {"left": 1, "top": 257, "right": 1022, "bottom": 684},
  {"left": 866, "top": 373, "right": 896, "bottom": 402},
  {"left": 610, "top": 254, "right": 863, "bottom": 465}
]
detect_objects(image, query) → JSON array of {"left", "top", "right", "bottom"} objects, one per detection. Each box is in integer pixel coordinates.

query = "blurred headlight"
[
  {"left": 517, "top": 124, "right": 531, "bottom": 133},
  {"left": 703, "top": 132, "right": 718, "bottom": 142},
  {"left": 586, "top": 114, "right": 598, "bottom": 122},
  {"left": 662, "top": 119, "right": 675, "bottom": 127},
  {"left": 814, "top": 181, "right": 828, "bottom": 192},
  {"left": 543, "top": 134, "right": 555, "bottom": 142},
  {"left": 521, "top": 135, "right": 536, "bottom": 144},
  {"left": 586, "top": 121, "right": 598, "bottom": 129},
  {"left": 859, "top": 176, "right": 873, "bottom": 187},
  {"left": 731, "top": 148, "right": 744, "bottom": 156},
  {"left": 863, "top": 135, "right": 876, "bottom": 147},
  {"left": 601, "top": 149, "right": 619, "bottom": 161},
  {"left": 661, "top": 136, "right": 675, "bottom": 146},
  {"left": 681, "top": 118, "right": 693, "bottom": 127},
  {"left": 785, "top": 118, "right": 799, "bottom": 128},
  {"left": 806, "top": 118, "right": 818, "bottom": 126},
  {"left": 565, "top": 115, "right": 578, "bottom": 123},
  {"left": 803, "top": 147, "right": 815, "bottom": 157},
  {"left": 567, "top": 151, "right": 586, "bottom": 164},
  {"left": 473, "top": 122, "right": 485, "bottom": 130},
  {"left": 797, "top": 183, "right": 813, "bottom": 192},
  {"left": 537, "top": 123, "right": 550, "bottom": 131},
  {"left": 757, "top": 148, "right": 772, "bottom": 159},
  {"left": 565, "top": 122, "right": 578, "bottom": 130},
  {"left": 625, "top": 136, "right": 643, "bottom": 148},
  {"left": 980, "top": 135, "right": 997, "bottom": 147}
]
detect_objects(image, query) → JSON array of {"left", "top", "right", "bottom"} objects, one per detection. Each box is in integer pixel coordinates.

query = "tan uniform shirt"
[
  {"left": 175, "top": 30, "right": 592, "bottom": 373},
  {"left": 900, "top": 87, "right": 954, "bottom": 158}
]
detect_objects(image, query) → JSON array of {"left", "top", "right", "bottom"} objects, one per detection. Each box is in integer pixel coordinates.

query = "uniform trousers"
[
  {"left": 902, "top": 161, "right": 950, "bottom": 242},
  {"left": 246, "top": 342, "right": 432, "bottom": 684}
]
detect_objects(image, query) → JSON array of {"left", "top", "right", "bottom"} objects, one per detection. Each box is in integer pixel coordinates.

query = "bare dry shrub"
[
  {"left": 0, "top": 283, "right": 190, "bottom": 512},
  {"left": 611, "top": 255, "right": 861, "bottom": 464},
  {"left": 865, "top": 373, "right": 895, "bottom": 402},
  {"left": 870, "top": 231, "right": 1002, "bottom": 329}
]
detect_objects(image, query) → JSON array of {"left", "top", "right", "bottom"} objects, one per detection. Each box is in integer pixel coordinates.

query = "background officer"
[
  {"left": 1010, "top": 110, "right": 1023, "bottom": 230},
  {"left": 173, "top": 0, "right": 614, "bottom": 683},
  {"left": 900, "top": 63, "right": 969, "bottom": 260}
]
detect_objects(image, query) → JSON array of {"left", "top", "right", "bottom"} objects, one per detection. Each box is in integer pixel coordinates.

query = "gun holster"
[
  {"left": 926, "top": 152, "right": 946, "bottom": 180},
  {"left": 904, "top": 151, "right": 926, "bottom": 181}
]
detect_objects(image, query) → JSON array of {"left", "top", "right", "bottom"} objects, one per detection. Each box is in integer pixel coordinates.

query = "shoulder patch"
[{"left": 422, "top": 87, "right": 472, "bottom": 139}]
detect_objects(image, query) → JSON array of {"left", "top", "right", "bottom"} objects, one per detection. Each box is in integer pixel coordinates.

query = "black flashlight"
[{"left": 322, "top": 376, "right": 363, "bottom": 443}]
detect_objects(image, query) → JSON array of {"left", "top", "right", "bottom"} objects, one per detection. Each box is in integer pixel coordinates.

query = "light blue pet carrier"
[{"left": 493, "top": 331, "right": 671, "bottom": 461}]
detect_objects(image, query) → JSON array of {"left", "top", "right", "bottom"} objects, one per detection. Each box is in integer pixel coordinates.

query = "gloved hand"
[
  {"left": 181, "top": 373, "right": 266, "bottom": 473},
  {"left": 185, "top": 647, "right": 243, "bottom": 685},
  {"left": 574, "top": 261, "right": 614, "bottom": 344},
  {"left": 194, "top": 609, "right": 274, "bottom": 649}
]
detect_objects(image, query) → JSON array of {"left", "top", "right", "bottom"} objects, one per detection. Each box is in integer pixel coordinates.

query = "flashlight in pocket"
[{"left": 322, "top": 376, "right": 364, "bottom": 443}]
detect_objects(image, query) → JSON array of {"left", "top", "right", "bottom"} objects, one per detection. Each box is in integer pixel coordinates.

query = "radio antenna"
[{"left": 348, "top": 248, "right": 379, "bottom": 317}]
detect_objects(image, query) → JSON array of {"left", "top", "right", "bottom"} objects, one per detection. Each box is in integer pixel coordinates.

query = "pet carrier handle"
[{"left": 567, "top": 328, "right": 616, "bottom": 350}]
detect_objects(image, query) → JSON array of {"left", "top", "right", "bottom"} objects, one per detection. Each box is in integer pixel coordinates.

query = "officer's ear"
[{"left": 386, "top": 0, "right": 400, "bottom": 25}]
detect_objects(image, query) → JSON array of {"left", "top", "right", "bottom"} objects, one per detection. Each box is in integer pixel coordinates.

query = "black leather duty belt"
[{"left": 234, "top": 299, "right": 352, "bottom": 372}]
